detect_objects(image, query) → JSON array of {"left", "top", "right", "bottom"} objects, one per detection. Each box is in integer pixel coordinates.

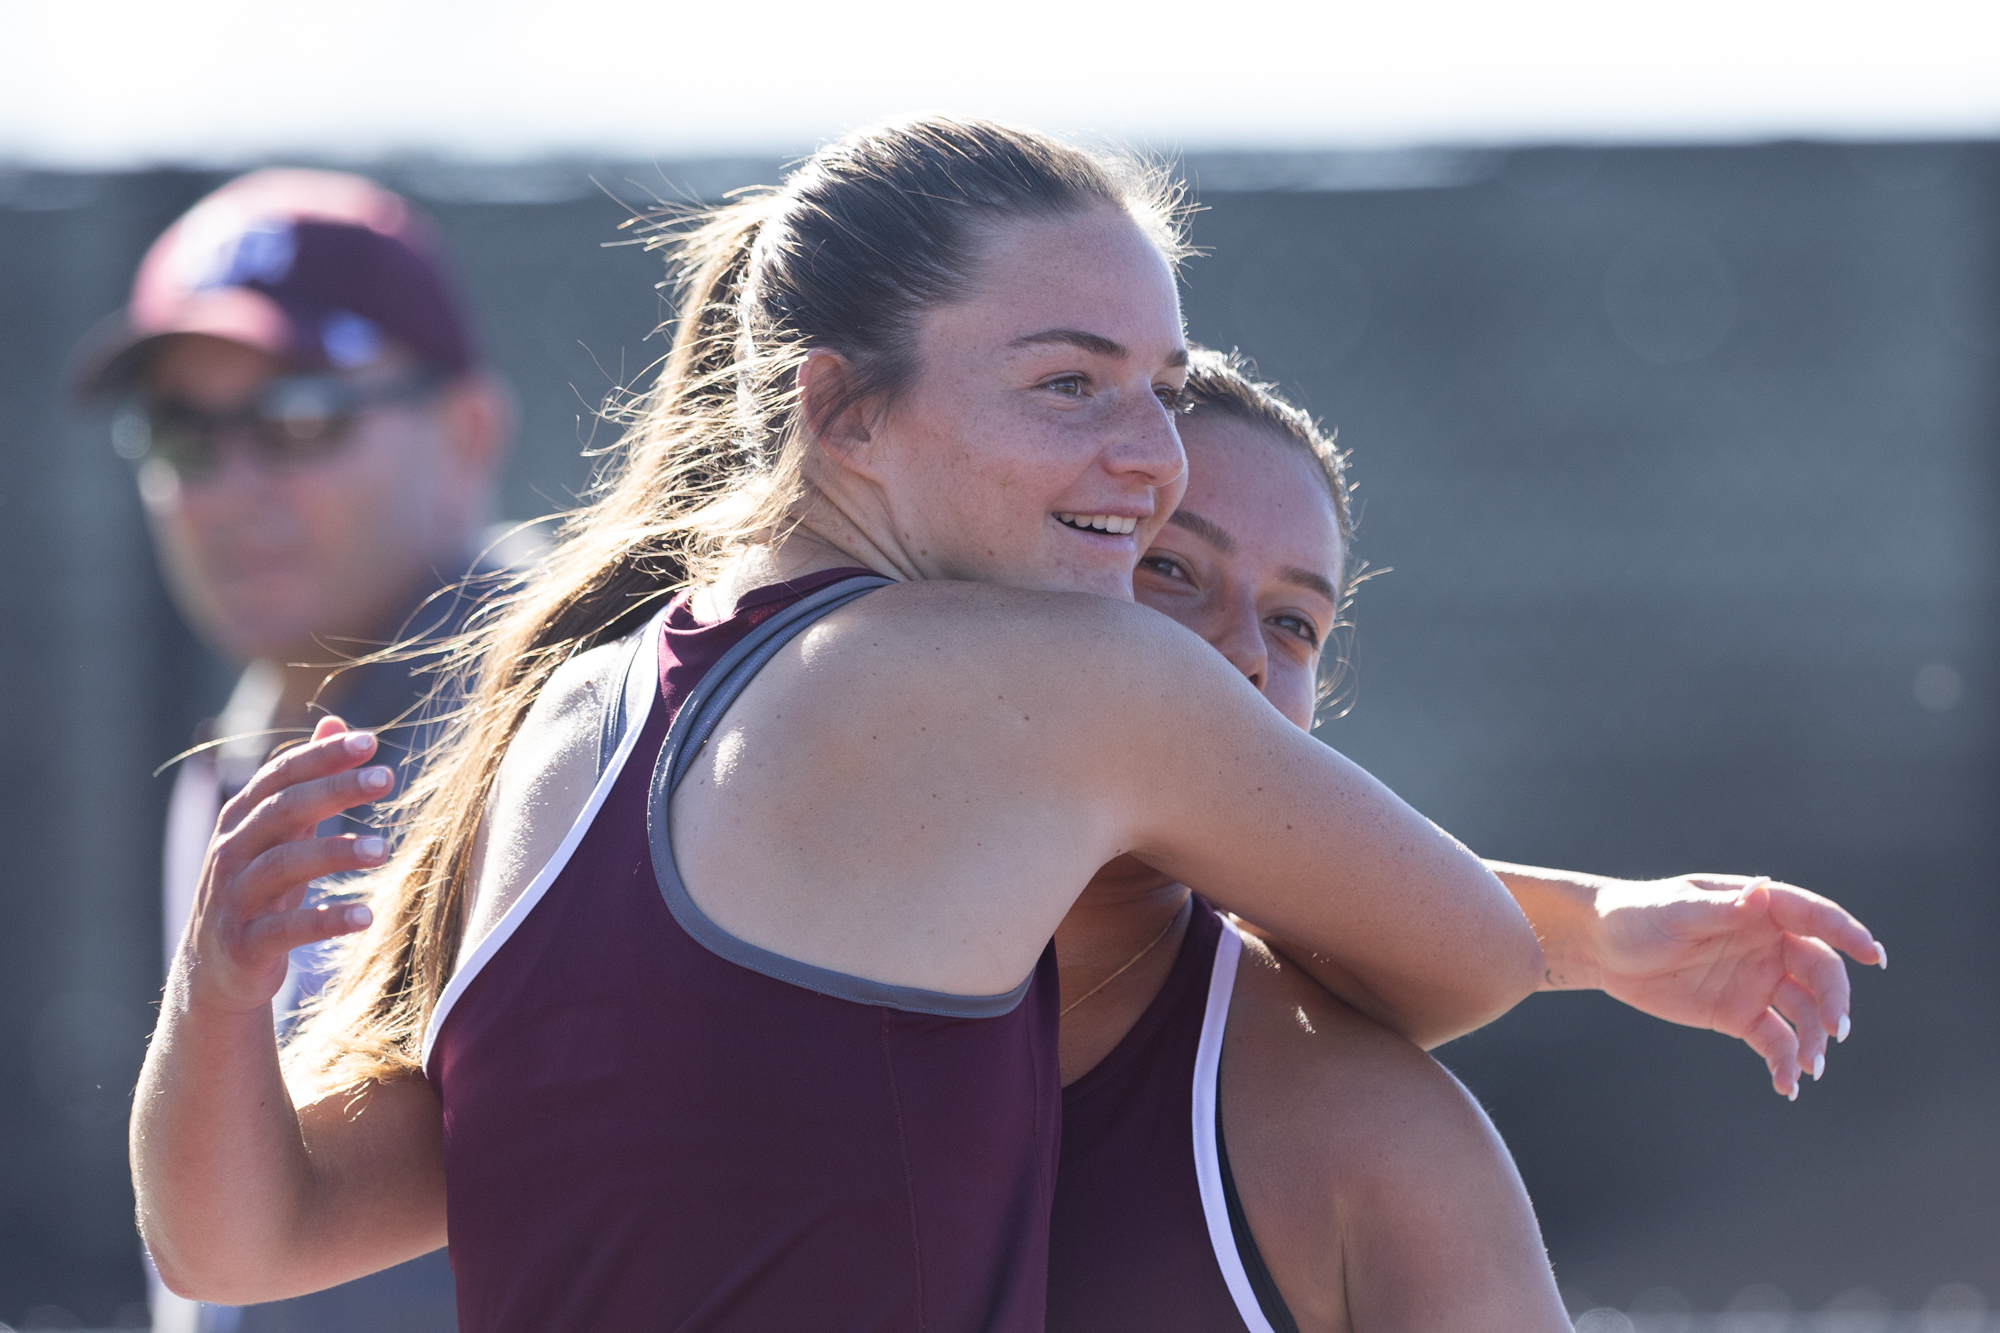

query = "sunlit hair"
[
  {"left": 282, "top": 116, "right": 1190, "bottom": 1097},
  {"left": 1179, "top": 346, "right": 1364, "bottom": 718}
]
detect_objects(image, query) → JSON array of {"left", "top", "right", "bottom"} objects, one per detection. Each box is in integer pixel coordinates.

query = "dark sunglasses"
[{"left": 112, "top": 369, "right": 445, "bottom": 479}]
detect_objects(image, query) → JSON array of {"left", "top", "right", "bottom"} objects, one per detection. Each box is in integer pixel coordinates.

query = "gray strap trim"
[
  {"left": 596, "top": 623, "right": 656, "bottom": 780},
  {"left": 647, "top": 575, "right": 1036, "bottom": 1019}
]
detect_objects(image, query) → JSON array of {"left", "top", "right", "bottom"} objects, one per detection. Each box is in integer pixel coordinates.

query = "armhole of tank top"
[
  {"left": 647, "top": 574, "right": 1038, "bottom": 1020},
  {"left": 420, "top": 609, "right": 669, "bottom": 1075},
  {"left": 597, "top": 619, "right": 655, "bottom": 780},
  {"left": 1191, "top": 920, "right": 1285, "bottom": 1333}
]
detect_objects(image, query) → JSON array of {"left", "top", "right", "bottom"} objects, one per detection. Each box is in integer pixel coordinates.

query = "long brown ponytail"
[{"left": 284, "top": 117, "right": 1188, "bottom": 1096}]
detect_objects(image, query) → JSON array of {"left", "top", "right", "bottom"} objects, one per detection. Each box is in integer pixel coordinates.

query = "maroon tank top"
[
  {"left": 429, "top": 570, "right": 1062, "bottom": 1332},
  {"left": 1047, "top": 899, "right": 1294, "bottom": 1333}
]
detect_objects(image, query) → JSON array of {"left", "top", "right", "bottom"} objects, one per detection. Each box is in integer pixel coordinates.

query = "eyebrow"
[
  {"left": 1166, "top": 508, "right": 1237, "bottom": 555},
  {"left": 1281, "top": 567, "right": 1341, "bottom": 604},
  {"left": 1168, "top": 509, "right": 1340, "bottom": 603},
  {"left": 1009, "top": 328, "right": 1190, "bottom": 369}
]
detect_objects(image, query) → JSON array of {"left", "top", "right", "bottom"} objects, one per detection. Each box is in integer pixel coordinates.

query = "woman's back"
[{"left": 431, "top": 571, "right": 1060, "bottom": 1331}]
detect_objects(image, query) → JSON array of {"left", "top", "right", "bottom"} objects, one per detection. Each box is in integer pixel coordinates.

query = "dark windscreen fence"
[{"left": 0, "top": 141, "right": 1993, "bottom": 1323}]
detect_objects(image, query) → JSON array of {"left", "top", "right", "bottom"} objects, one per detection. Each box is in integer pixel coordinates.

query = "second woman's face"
[
  {"left": 849, "top": 207, "right": 1190, "bottom": 600},
  {"left": 1132, "top": 413, "right": 1346, "bottom": 732}
]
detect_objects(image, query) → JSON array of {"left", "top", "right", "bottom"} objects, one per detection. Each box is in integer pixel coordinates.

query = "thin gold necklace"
[{"left": 1060, "top": 898, "right": 1189, "bottom": 1018}]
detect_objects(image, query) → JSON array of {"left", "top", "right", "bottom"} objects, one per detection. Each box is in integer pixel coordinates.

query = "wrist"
[
  {"left": 168, "top": 946, "right": 284, "bottom": 1026},
  {"left": 1485, "top": 861, "right": 1608, "bottom": 992}
]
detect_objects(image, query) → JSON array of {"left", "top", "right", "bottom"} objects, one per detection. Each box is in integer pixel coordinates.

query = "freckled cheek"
[
  {"left": 1268, "top": 665, "right": 1319, "bottom": 730},
  {"left": 943, "top": 420, "right": 1080, "bottom": 539}
]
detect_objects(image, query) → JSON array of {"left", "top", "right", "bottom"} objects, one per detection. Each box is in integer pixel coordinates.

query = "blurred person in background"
[{"left": 70, "top": 168, "right": 512, "bottom": 1333}]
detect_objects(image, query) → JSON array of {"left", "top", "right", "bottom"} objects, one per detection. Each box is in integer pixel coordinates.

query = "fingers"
[
  {"left": 239, "top": 899, "right": 376, "bottom": 960},
  {"left": 235, "top": 834, "right": 391, "bottom": 913},
  {"left": 213, "top": 764, "right": 397, "bottom": 895},
  {"left": 1759, "top": 880, "right": 1886, "bottom": 969},
  {"left": 1781, "top": 931, "right": 1851, "bottom": 1048},
  {"left": 219, "top": 720, "right": 380, "bottom": 835},
  {"left": 1770, "top": 975, "right": 1827, "bottom": 1081},
  {"left": 1740, "top": 1007, "right": 1802, "bottom": 1100}
]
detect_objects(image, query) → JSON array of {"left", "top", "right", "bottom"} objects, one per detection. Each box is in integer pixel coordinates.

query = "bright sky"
[{"left": 5, "top": 0, "right": 1998, "bottom": 166}]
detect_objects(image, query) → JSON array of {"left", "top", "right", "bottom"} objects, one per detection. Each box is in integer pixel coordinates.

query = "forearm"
[
  {"left": 1484, "top": 861, "right": 1613, "bottom": 992},
  {"left": 132, "top": 965, "right": 323, "bottom": 1302},
  {"left": 134, "top": 720, "right": 449, "bottom": 1299},
  {"left": 1179, "top": 818, "right": 1545, "bottom": 1048},
  {"left": 1263, "top": 814, "right": 1545, "bottom": 1047},
  {"left": 1239, "top": 921, "right": 1534, "bottom": 1050}
]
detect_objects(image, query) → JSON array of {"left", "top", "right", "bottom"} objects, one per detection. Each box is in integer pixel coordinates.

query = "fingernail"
[
  {"left": 1875, "top": 941, "right": 1888, "bottom": 971},
  {"left": 359, "top": 766, "right": 392, "bottom": 792},
  {"left": 355, "top": 836, "right": 387, "bottom": 863},
  {"left": 344, "top": 731, "right": 375, "bottom": 755},
  {"left": 344, "top": 904, "right": 373, "bottom": 929},
  {"left": 1837, "top": 1012, "right": 1851, "bottom": 1043},
  {"left": 1786, "top": 1081, "right": 1798, "bottom": 1102},
  {"left": 1812, "top": 1052, "right": 1826, "bottom": 1081}
]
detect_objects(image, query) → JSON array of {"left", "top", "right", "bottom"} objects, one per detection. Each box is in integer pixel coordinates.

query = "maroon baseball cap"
[{"left": 71, "top": 168, "right": 478, "bottom": 399}]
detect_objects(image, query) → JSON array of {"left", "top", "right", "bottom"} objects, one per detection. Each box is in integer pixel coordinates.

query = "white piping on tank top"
[
  {"left": 1190, "top": 918, "right": 1282, "bottom": 1333},
  {"left": 420, "top": 609, "right": 666, "bottom": 1074}
]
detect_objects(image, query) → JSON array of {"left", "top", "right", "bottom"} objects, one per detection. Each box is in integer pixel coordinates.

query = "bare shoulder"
[
  {"left": 821, "top": 580, "right": 1193, "bottom": 662},
  {"left": 524, "top": 634, "right": 629, "bottom": 739},
  {"left": 740, "top": 579, "right": 1253, "bottom": 805},
  {"left": 460, "top": 632, "right": 639, "bottom": 966},
  {"left": 799, "top": 579, "right": 1243, "bottom": 723},
  {"left": 493, "top": 631, "right": 632, "bottom": 815}
]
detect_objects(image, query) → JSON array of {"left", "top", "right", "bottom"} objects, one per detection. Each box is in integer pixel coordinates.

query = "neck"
[
  {"left": 696, "top": 494, "right": 909, "bottom": 620},
  {"left": 272, "top": 660, "right": 343, "bottom": 733}
]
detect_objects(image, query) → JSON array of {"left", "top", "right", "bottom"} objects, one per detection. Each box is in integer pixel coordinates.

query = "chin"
[
  {"left": 1077, "top": 572, "right": 1137, "bottom": 601},
  {"left": 1015, "top": 565, "right": 1138, "bottom": 602},
  {"left": 211, "top": 601, "right": 320, "bottom": 662}
]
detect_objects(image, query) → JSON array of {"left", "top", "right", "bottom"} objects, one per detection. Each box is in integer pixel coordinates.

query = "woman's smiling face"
[
  {"left": 1132, "top": 409, "right": 1346, "bottom": 731},
  {"left": 812, "top": 207, "right": 1190, "bottom": 601}
]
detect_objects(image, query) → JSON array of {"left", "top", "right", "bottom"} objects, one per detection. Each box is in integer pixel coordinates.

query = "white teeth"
[{"left": 1057, "top": 513, "right": 1138, "bottom": 536}]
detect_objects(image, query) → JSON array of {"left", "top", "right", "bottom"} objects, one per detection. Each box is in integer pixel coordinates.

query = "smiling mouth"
[{"left": 1055, "top": 512, "right": 1139, "bottom": 536}]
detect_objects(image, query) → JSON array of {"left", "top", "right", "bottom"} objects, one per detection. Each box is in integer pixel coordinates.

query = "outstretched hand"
[
  {"left": 177, "top": 716, "right": 394, "bottom": 1016},
  {"left": 1576, "top": 875, "right": 1885, "bottom": 1100}
]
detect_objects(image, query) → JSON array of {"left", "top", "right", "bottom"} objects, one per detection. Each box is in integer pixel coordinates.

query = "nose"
[
  {"left": 179, "top": 429, "right": 273, "bottom": 502},
  {"left": 1209, "top": 591, "right": 1268, "bottom": 696},
  {"left": 1101, "top": 391, "right": 1187, "bottom": 492}
]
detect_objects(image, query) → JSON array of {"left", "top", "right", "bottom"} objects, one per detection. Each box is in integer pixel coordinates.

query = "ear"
[
  {"left": 437, "top": 371, "right": 514, "bottom": 484},
  {"left": 797, "top": 349, "right": 880, "bottom": 476}
]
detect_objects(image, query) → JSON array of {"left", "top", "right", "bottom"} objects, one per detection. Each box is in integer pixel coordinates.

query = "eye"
[
  {"left": 1040, "top": 374, "right": 1088, "bottom": 397},
  {"left": 1268, "top": 613, "right": 1321, "bottom": 647},
  {"left": 1154, "top": 382, "right": 1185, "bottom": 411},
  {"left": 1137, "top": 554, "right": 1192, "bottom": 584}
]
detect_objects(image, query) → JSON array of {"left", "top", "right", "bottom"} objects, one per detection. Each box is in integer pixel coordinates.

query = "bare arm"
[
  {"left": 1109, "top": 606, "right": 1545, "bottom": 1039},
  {"left": 675, "top": 584, "right": 1543, "bottom": 1039},
  {"left": 132, "top": 719, "right": 444, "bottom": 1302}
]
